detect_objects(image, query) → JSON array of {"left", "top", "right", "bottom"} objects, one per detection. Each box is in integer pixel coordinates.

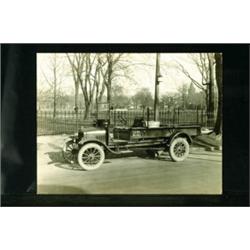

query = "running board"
[
  {"left": 119, "top": 150, "right": 134, "bottom": 154},
  {"left": 104, "top": 145, "right": 133, "bottom": 155}
]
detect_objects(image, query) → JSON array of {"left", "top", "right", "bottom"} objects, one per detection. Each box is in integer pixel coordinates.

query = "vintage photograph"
[{"left": 37, "top": 53, "right": 222, "bottom": 194}]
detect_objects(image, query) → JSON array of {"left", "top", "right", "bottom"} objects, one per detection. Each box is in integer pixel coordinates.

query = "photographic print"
[{"left": 37, "top": 52, "right": 222, "bottom": 195}]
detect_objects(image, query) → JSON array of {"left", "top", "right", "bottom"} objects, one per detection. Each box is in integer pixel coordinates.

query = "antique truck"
[
  {"left": 63, "top": 116, "right": 201, "bottom": 170},
  {"left": 63, "top": 54, "right": 201, "bottom": 170}
]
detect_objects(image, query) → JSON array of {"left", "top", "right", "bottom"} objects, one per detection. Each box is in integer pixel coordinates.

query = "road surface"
[{"left": 37, "top": 135, "right": 222, "bottom": 194}]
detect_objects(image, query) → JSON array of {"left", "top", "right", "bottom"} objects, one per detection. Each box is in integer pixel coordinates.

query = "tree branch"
[{"left": 176, "top": 61, "right": 206, "bottom": 91}]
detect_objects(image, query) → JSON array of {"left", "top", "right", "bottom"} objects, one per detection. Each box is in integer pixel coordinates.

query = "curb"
[
  {"left": 193, "top": 140, "right": 222, "bottom": 152},
  {"left": 190, "top": 146, "right": 206, "bottom": 152},
  {"left": 191, "top": 145, "right": 222, "bottom": 153},
  {"left": 215, "top": 146, "right": 222, "bottom": 151},
  {"left": 194, "top": 138, "right": 221, "bottom": 148},
  {"left": 205, "top": 146, "right": 215, "bottom": 152}
]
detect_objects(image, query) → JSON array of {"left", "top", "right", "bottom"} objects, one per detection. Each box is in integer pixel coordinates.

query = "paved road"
[{"left": 37, "top": 135, "right": 222, "bottom": 195}]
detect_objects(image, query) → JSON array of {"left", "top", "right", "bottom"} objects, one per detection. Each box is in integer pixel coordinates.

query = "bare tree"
[
  {"left": 94, "top": 54, "right": 108, "bottom": 115},
  {"left": 66, "top": 53, "right": 82, "bottom": 113},
  {"left": 67, "top": 53, "right": 105, "bottom": 119},
  {"left": 177, "top": 84, "right": 189, "bottom": 109},
  {"left": 41, "top": 54, "right": 62, "bottom": 118},
  {"left": 207, "top": 53, "right": 216, "bottom": 126},
  {"left": 67, "top": 53, "right": 137, "bottom": 119},
  {"left": 192, "top": 53, "right": 210, "bottom": 107},
  {"left": 176, "top": 53, "right": 216, "bottom": 125},
  {"left": 97, "top": 53, "right": 139, "bottom": 119},
  {"left": 133, "top": 88, "right": 153, "bottom": 110},
  {"left": 100, "top": 53, "right": 124, "bottom": 104},
  {"left": 176, "top": 54, "right": 209, "bottom": 105},
  {"left": 37, "top": 86, "right": 50, "bottom": 110}
]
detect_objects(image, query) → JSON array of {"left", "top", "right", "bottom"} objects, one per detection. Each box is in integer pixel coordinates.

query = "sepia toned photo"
[{"left": 37, "top": 53, "right": 222, "bottom": 195}]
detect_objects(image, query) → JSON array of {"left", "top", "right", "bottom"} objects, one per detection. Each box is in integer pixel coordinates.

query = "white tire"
[
  {"left": 77, "top": 143, "right": 105, "bottom": 170},
  {"left": 169, "top": 137, "right": 189, "bottom": 162}
]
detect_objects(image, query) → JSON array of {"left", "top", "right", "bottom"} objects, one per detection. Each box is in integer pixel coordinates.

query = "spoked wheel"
[
  {"left": 169, "top": 137, "right": 189, "bottom": 162},
  {"left": 62, "top": 140, "right": 78, "bottom": 164},
  {"left": 77, "top": 143, "right": 105, "bottom": 170}
]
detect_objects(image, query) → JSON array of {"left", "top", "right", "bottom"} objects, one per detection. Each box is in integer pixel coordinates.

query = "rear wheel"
[
  {"left": 169, "top": 137, "right": 189, "bottom": 162},
  {"left": 78, "top": 143, "right": 105, "bottom": 170}
]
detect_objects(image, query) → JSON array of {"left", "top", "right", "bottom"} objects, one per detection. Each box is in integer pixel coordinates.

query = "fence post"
[
  {"left": 165, "top": 109, "right": 168, "bottom": 125},
  {"left": 44, "top": 111, "right": 47, "bottom": 132},
  {"left": 147, "top": 107, "right": 150, "bottom": 126},
  {"left": 201, "top": 108, "right": 204, "bottom": 126},
  {"left": 177, "top": 107, "right": 180, "bottom": 125},
  {"left": 75, "top": 107, "right": 79, "bottom": 132},
  {"left": 168, "top": 109, "right": 170, "bottom": 125},
  {"left": 64, "top": 110, "right": 66, "bottom": 133},
  {"left": 114, "top": 110, "right": 116, "bottom": 127},
  {"left": 173, "top": 108, "right": 175, "bottom": 126},
  {"left": 196, "top": 106, "right": 199, "bottom": 125}
]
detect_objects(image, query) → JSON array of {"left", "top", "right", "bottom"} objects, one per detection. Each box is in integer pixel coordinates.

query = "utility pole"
[{"left": 154, "top": 53, "right": 161, "bottom": 121}]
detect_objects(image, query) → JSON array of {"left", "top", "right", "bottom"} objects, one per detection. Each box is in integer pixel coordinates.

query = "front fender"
[
  {"left": 62, "top": 136, "right": 77, "bottom": 152},
  {"left": 79, "top": 137, "right": 106, "bottom": 146},
  {"left": 63, "top": 135, "right": 77, "bottom": 143},
  {"left": 79, "top": 138, "right": 122, "bottom": 155}
]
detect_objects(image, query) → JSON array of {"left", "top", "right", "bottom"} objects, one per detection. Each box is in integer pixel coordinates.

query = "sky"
[{"left": 37, "top": 53, "right": 206, "bottom": 97}]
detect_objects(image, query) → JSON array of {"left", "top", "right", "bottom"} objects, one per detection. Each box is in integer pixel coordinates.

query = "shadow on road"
[
  {"left": 45, "top": 151, "right": 83, "bottom": 171},
  {"left": 45, "top": 150, "right": 114, "bottom": 171},
  {"left": 45, "top": 149, "right": 172, "bottom": 172},
  {"left": 135, "top": 151, "right": 173, "bottom": 162},
  {"left": 106, "top": 150, "right": 171, "bottom": 161}
]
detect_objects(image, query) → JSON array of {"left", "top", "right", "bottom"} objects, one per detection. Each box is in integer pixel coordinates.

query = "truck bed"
[{"left": 113, "top": 125, "right": 201, "bottom": 141}]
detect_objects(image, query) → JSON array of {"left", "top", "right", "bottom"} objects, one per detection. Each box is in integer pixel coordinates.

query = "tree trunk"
[
  {"left": 214, "top": 53, "right": 222, "bottom": 134},
  {"left": 98, "top": 81, "right": 106, "bottom": 102},
  {"left": 205, "top": 87, "right": 209, "bottom": 125},
  {"left": 205, "top": 87, "right": 209, "bottom": 109},
  {"left": 84, "top": 101, "right": 91, "bottom": 120},
  {"left": 53, "top": 66, "right": 57, "bottom": 119},
  {"left": 75, "top": 82, "right": 79, "bottom": 110},
  {"left": 96, "top": 96, "right": 99, "bottom": 119},
  {"left": 74, "top": 81, "right": 79, "bottom": 130},
  {"left": 207, "top": 54, "right": 215, "bottom": 127},
  {"left": 107, "top": 58, "right": 112, "bottom": 120},
  {"left": 182, "top": 93, "right": 186, "bottom": 109}
]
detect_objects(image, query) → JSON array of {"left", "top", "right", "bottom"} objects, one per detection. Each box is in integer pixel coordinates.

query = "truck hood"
[{"left": 83, "top": 127, "right": 106, "bottom": 135}]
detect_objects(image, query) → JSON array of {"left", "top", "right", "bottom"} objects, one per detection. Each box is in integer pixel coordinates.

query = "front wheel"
[
  {"left": 62, "top": 139, "right": 78, "bottom": 164},
  {"left": 77, "top": 143, "right": 105, "bottom": 170},
  {"left": 169, "top": 137, "right": 189, "bottom": 162}
]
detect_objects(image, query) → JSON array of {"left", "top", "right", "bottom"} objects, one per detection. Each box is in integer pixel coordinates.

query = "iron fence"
[
  {"left": 37, "top": 110, "right": 94, "bottom": 135},
  {"left": 37, "top": 108, "right": 215, "bottom": 135},
  {"left": 110, "top": 108, "right": 214, "bottom": 127}
]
